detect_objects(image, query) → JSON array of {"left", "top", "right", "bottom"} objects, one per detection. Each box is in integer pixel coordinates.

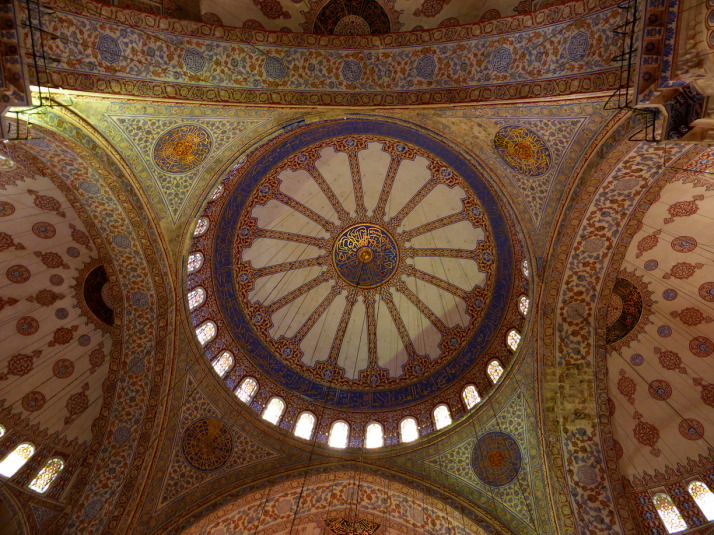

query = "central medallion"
[{"left": 333, "top": 224, "right": 399, "bottom": 289}]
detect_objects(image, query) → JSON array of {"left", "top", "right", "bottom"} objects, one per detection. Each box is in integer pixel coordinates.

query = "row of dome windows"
[
  {"left": 0, "top": 425, "right": 64, "bottom": 494},
  {"left": 651, "top": 484, "right": 714, "bottom": 533}
]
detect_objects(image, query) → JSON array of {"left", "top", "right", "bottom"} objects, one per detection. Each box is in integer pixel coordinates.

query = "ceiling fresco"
[{"left": 198, "top": 0, "right": 571, "bottom": 33}]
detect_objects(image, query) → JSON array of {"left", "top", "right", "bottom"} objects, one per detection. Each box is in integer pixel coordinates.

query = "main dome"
[{"left": 187, "top": 118, "right": 528, "bottom": 446}]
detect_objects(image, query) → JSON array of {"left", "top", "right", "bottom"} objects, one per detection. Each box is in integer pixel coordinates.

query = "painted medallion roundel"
[
  {"left": 471, "top": 431, "right": 522, "bottom": 486},
  {"left": 189, "top": 118, "right": 526, "bottom": 435},
  {"left": 153, "top": 125, "right": 212, "bottom": 174}
]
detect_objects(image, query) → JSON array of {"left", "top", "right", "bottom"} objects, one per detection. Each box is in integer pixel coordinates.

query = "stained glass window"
[
  {"left": 0, "top": 425, "right": 5, "bottom": 438},
  {"left": 522, "top": 259, "right": 529, "bottom": 278},
  {"left": 294, "top": 412, "right": 316, "bottom": 440},
  {"left": 0, "top": 443, "right": 35, "bottom": 478},
  {"left": 212, "top": 351, "right": 233, "bottom": 378},
  {"left": 688, "top": 481, "right": 714, "bottom": 521},
  {"left": 328, "top": 421, "right": 349, "bottom": 449},
  {"left": 365, "top": 422, "right": 384, "bottom": 449},
  {"left": 400, "top": 418, "right": 419, "bottom": 443},
  {"left": 187, "top": 252, "right": 204, "bottom": 274},
  {"left": 519, "top": 295, "right": 530, "bottom": 316},
  {"left": 236, "top": 377, "right": 258, "bottom": 404},
  {"left": 194, "top": 217, "right": 209, "bottom": 237},
  {"left": 196, "top": 321, "right": 216, "bottom": 345},
  {"left": 487, "top": 360, "right": 504, "bottom": 384},
  {"left": 188, "top": 287, "right": 206, "bottom": 311},
  {"left": 262, "top": 397, "right": 285, "bottom": 425},
  {"left": 433, "top": 404, "right": 452, "bottom": 430},
  {"left": 506, "top": 329, "right": 521, "bottom": 352},
  {"left": 211, "top": 184, "right": 224, "bottom": 200},
  {"left": 462, "top": 385, "right": 481, "bottom": 409},
  {"left": 653, "top": 493, "right": 688, "bottom": 533},
  {"left": 28, "top": 458, "right": 64, "bottom": 493}
]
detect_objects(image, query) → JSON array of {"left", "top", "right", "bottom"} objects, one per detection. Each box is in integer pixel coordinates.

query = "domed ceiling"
[
  {"left": 187, "top": 118, "right": 529, "bottom": 446},
  {"left": 199, "top": 0, "right": 571, "bottom": 33}
]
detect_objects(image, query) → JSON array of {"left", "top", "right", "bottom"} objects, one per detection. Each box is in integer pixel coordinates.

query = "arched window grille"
[
  {"left": 487, "top": 360, "right": 504, "bottom": 384},
  {"left": 211, "top": 351, "right": 233, "bottom": 377},
  {"left": 400, "top": 418, "right": 419, "bottom": 444},
  {"left": 0, "top": 424, "right": 5, "bottom": 439},
  {"left": 653, "top": 492, "right": 688, "bottom": 533},
  {"left": 688, "top": 481, "right": 714, "bottom": 521},
  {"left": 236, "top": 377, "right": 258, "bottom": 404},
  {"left": 519, "top": 295, "right": 530, "bottom": 316},
  {"left": 211, "top": 184, "right": 224, "bottom": 200},
  {"left": 506, "top": 329, "right": 521, "bottom": 352},
  {"left": 433, "top": 404, "right": 452, "bottom": 430},
  {"left": 187, "top": 287, "right": 206, "bottom": 311},
  {"left": 28, "top": 458, "right": 64, "bottom": 493},
  {"left": 328, "top": 421, "right": 349, "bottom": 449},
  {"left": 462, "top": 385, "right": 481, "bottom": 409},
  {"left": 187, "top": 252, "right": 204, "bottom": 274},
  {"left": 196, "top": 321, "right": 216, "bottom": 345},
  {"left": 365, "top": 422, "right": 384, "bottom": 449},
  {"left": 194, "top": 217, "right": 209, "bottom": 237},
  {"left": 0, "top": 443, "right": 35, "bottom": 478},
  {"left": 294, "top": 412, "right": 316, "bottom": 440},
  {"left": 522, "top": 259, "right": 529, "bottom": 278},
  {"left": 262, "top": 397, "right": 285, "bottom": 425}
]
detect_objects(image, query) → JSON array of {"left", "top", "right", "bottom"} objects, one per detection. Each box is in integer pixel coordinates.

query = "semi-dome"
[{"left": 186, "top": 117, "right": 530, "bottom": 447}]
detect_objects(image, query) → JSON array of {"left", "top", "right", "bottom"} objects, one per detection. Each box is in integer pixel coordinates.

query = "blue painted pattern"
[
  {"left": 97, "top": 34, "right": 121, "bottom": 64},
  {"left": 183, "top": 48, "right": 207, "bottom": 73},
  {"left": 471, "top": 431, "right": 522, "bottom": 487}
]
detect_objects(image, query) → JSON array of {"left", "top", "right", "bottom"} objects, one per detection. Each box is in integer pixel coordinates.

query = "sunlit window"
[
  {"left": 188, "top": 287, "right": 206, "bottom": 311},
  {"left": 0, "top": 443, "right": 35, "bottom": 478},
  {"left": 0, "top": 425, "right": 5, "bottom": 439},
  {"left": 519, "top": 295, "right": 530, "bottom": 316},
  {"left": 212, "top": 351, "right": 233, "bottom": 378},
  {"left": 196, "top": 321, "right": 216, "bottom": 345},
  {"left": 328, "top": 421, "right": 349, "bottom": 449},
  {"left": 236, "top": 377, "right": 258, "bottom": 404},
  {"left": 28, "top": 458, "right": 64, "bottom": 493},
  {"left": 365, "top": 422, "right": 384, "bottom": 449},
  {"left": 187, "top": 252, "right": 204, "bottom": 274},
  {"left": 487, "top": 360, "right": 504, "bottom": 384},
  {"left": 294, "top": 412, "right": 316, "bottom": 440},
  {"left": 506, "top": 329, "right": 521, "bottom": 352},
  {"left": 688, "top": 481, "right": 714, "bottom": 521},
  {"left": 462, "top": 385, "right": 481, "bottom": 409},
  {"left": 211, "top": 184, "right": 224, "bottom": 200},
  {"left": 194, "top": 217, "right": 209, "bottom": 237},
  {"left": 433, "top": 404, "right": 452, "bottom": 430},
  {"left": 653, "top": 493, "right": 688, "bottom": 533},
  {"left": 262, "top": 397, "right": 285, "bottom": 425},
  {"left": 522, "top": 259, "right": 529, "bottom": 278},
  {"left": 400, "top": 418, "right": 419, "bottom": 443}
]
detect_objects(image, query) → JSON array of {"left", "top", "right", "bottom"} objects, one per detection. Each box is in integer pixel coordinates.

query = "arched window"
[
  {"left": 28, "top": 458, "right": 64, "bottom": 493},
  {"left": 688, "top": 481, "right": 714, "bottom": 521},
  {"left": 653, "top": 493, "right": 688, "bottom": 533},
  {"left": 187, "top": 252, "right": 204, "bottom": 274},
  {"left": 194, "top": 217, "right": 209, "bottom": 237},
  {"left": 236, "top": 377, "right": 258, "bottom": 404},
  {"left": 433, "top": 404, "right": 452, "bottom": 430},
  {"left": 462, "top": 385, "right": 481, "bottom": 409},
  {"left": 0, "top": 424, "right": 5, "bottom": 439},
  {"left": 211, "top": 351, "right": 234, "bottom": 378},
  {"left": 0, "top": 443, "right": 35, "bottom": 478},
  {"left": 522, "top": 259, "right": 529, "bottom": 278},
  {"left": 400, "top": 418, "right": 419, "bottom": 444},
  {"left": 365, "top": 422, "right": 384, "bottom": 449},
  {"left": 328, "top": 421, "right": 349, "bottom": 449},
  {"left": 187, "top": 287, "right": 206, "bottom": 311},
  {"left": 487, "top": 360, "right": 504, "bottom": 384},
  {"left": 294, "top": 412, "right": 316, "bottom": 440},
  {"left": 196, "top": 321, "right": 216, "bottom": 345},
  {"left": 211, "top": 184, "right": 224, "bottom": 200},
  {"left": 262, "top": 397, "right": 285, "bottom": 425},
  {"left": 506, "top": 329, "right": 521, "bottom": 352},
  {"left": 519, "top": 295, "right": 530, "bottom": 316}
]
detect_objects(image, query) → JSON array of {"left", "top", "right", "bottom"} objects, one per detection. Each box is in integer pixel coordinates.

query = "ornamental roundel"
[
  {"left": 605, "top": 271, "right": 654, "bottom": 350},
  {"left": 190, "top": 118, "right": 526, "bottom": 440},
  {"left": 182, "top": 417, "right": 233, "bottom": 471},
  {"left": 470, "top": 431, "right": 522, "bottom": 487},
  {"left": 493, "top": 126, "right": 552, "bottom": 177},
  {"left": 152, "top": 125, "right": 212, "bottom": 174}
]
